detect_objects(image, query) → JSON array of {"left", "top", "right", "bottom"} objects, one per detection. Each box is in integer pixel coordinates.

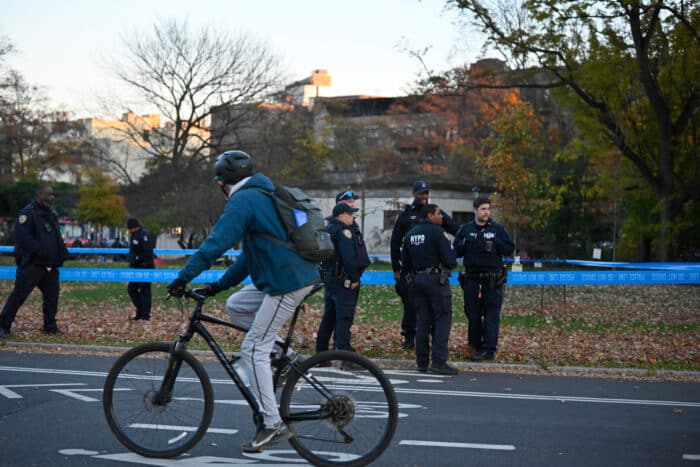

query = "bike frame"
[{"left": 158, "top": 284, "right": 326, "bottom": 426}]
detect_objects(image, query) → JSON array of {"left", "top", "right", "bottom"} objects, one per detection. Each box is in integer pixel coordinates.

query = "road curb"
[{"left": 2, "top": 340, "right": 699, "bottom": 380}]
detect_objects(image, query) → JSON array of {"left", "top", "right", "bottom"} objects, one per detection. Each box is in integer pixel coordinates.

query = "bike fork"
[{"left": 154, "top": 339, "right": 187, "bottom": 404}]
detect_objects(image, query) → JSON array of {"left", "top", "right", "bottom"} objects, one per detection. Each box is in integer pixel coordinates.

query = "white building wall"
[
  {"left": 308, "top": 188, "right": 478, "bottom": 255},
  {"left": 151, "top": 188, "right": 480, "bottom": 257}
]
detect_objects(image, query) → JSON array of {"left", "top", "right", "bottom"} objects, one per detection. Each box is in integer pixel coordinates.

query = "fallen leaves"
[{"left": 0, "top": 282, "right": 698, "bottom": 375}]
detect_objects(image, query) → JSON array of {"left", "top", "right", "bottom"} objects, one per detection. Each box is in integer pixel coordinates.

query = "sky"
[{"left": 1, "top": 0, "right": 484, "bottom": 118}]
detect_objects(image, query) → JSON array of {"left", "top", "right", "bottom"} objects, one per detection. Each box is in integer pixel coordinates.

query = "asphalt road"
[{"left": 1, "top": 350, "right": 699, "bottom": 466}]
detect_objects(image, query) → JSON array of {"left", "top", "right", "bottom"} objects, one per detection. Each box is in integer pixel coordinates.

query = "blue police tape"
[
  {"left": 0, "top": 266, "right": 252, "bottom": 284},
  {"left": 0, "top": 246, "right": 241, "bottom": 256},
  {"left": 2, "top": 246, "right": 699, "bottom": 271},
  {"left": 1, "top": 266, "right": 698, "bottom": 285}
]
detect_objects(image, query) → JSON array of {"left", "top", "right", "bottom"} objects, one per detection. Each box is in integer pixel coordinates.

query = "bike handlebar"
[{"left": 166, "top": 289, "right": 206, "bottom": 302}]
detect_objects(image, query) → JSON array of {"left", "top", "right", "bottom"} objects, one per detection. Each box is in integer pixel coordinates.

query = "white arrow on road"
[
  {"left": 0, "top": 383, "right": 84, "bottom": 399},
  {"left": 49, "top": 387, "right": 129, "bottom": 402}
]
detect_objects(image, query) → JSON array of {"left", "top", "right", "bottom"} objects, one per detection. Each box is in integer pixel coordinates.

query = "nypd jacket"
[
  {"left": 323, "top": 219, "right": 371, "bottom": 284},
  {"left": 390, "top": 201, "right": 459, "bottom": 272},
  {"left": 177, "top": 173, "right": 320, "bottom": 295},
  {"left": 452, "top": 219, "right": 515, "bottom": 273},
  {"left": 401, "top": 220, "right": 457, "bottom": 273},
  {"left": 13, "top": 201, "right": 68, "bottom": 267},
  {"left": 128, "top": 227, "right": 155, "bottom": 268}
]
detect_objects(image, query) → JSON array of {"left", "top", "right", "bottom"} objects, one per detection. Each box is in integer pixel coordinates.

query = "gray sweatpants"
[{"left": 226, "top": 283, "right": 313, "bottom": 428}]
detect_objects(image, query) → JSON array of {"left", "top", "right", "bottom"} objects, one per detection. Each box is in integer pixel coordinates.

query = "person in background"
[
  {"left": 453, "top": 197, "right": 514, "bottom": 361},
  {"left": 0, "top": 185, "right": 69, "bottom": 338},
  {"left": 390, "top": 180, "right": 459, "bottom": 350},
  {"left": 401, "top": 203, "right": 458, "bottom": 375},
  {"left": 126, "top": 218, "right": 155, "bottom": 321},
  {"left": 316, "top": 203, "right": 370, "bottom": 357},
  {"left": 335, "top": 189, "right": 359, "bottom": 208}
]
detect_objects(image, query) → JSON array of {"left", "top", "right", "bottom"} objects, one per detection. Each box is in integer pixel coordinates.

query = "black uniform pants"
[
  {"left": 396, "top": 273, "right": 417, "bottom": 339},
  {"left": 411, "top": 273, "right": 452, "bottom": 367},
  {"left": 316, "top": 282, "right": 359, "bottom": 352},
  {"left": 0, "top": 264, "right": 60, "bottom": 332},
  {"left": 127, "top": 281, "right": 152, "bottom": 319},
  {"left": 461, "top": 279, "right": 504, "bottom": 353}
]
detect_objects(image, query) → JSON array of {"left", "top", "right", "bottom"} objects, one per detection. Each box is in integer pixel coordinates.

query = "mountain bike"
[{"left": 102, "top": 284, "right": 398, "bottom": 466}]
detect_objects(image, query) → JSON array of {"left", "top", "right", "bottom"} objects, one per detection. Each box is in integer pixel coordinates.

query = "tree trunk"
[{"left": 655, "top": 138, "right": 676, "bottom": 261}]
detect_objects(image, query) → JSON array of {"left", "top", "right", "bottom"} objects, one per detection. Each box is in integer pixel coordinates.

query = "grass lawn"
[{"left": 1, "top": 255, "right": 698, "bottom": 372}]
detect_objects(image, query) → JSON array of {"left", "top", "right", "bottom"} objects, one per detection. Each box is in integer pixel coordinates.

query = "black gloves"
[
  {"left": 196, "top": 282, "right": 221, "bottom": 297},
  {"left": 167, "top": 278, "right": 187, "bottom": 297}
]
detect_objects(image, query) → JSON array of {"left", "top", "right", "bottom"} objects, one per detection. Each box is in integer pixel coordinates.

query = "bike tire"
[
  {"left": 279, "top": 350, "right": 398, "bottom": 467},
  {"left": 102, "top": 342, "right": 214, "bottom": 458}
]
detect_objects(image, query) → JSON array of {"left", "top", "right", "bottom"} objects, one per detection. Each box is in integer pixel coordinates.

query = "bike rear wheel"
[
  {"left": 279, "top": 350, "right": 398, "bottom": 467},
  {"left": 102, "top": 342, "right": 214, "bottom": 458}
]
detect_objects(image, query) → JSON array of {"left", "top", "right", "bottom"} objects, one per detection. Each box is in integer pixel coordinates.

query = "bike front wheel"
[
  {"left": 102, "top": 342, "right": 214, "bottom": 458},
  {"left": 280, "top": 350, "right": 398, "bottom": 467}
]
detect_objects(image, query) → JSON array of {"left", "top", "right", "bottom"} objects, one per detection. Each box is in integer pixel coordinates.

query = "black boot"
[{"left": 400, "top": 335, "right": 415, "bottom": 351}]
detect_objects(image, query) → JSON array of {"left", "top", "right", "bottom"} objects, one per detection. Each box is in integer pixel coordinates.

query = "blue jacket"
[{"left": 178, "top": 173, "right": 320, "bottom": 295}]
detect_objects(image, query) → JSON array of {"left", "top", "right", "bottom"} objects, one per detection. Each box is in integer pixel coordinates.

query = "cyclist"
[{"left": 167, "top": 150, "right": 319, "bottom": 453}]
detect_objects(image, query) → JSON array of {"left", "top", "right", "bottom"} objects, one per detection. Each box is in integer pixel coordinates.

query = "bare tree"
[
  {"left": 0, "top": 34, "right": 13, "bottom": 63},
  {"left": 110, "top": 19, "right": 286, "bottom": 170},
  {"left": 0, "top": 69, "right": 55, "bottom": 180},
  {"left": 1, "top": 34, "right": 92, "bottom": 183}
]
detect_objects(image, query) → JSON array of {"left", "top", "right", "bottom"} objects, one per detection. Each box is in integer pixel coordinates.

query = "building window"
[{"left": 383, "top": 210, "right": 401, "bottom": 230}]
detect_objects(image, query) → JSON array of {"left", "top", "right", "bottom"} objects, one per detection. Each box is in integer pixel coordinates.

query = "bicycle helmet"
[{"left": 214, "top": 150, "right": 254, "bottom": 185}]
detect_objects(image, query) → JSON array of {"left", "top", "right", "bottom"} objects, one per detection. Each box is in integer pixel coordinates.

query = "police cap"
[
  {"left": 332, "top": 203, "right": 359, "bottom": 217},
  {"left": 412, "top": 180, "right": 430, "bottom": 193}
]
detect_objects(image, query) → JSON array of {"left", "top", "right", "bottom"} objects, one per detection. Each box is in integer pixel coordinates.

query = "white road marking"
[
  {"left": 392, "top": 387, "right": 700, "bottom": 408},
  {"left": 50, "top": 387, "right": 126, "bottom": 402},
  {"left": 683, "top": 454, "right": 700, "bottom": 461},
  {"left": 129, "top": 423, "right": 238, "bottom": 435},
  {"left": 60, "top": 449, "right": 293, "bottom": 465},
  {"left": 384, "top": 370, "right": 447, "bottom": 378},
  {"left": 168, "top": 431, "right": 188, "bottom": 445},
  {"left": 416, "top": 379, "right": 443, "bottom": 383},
  {"left": 0, "top": 383, "right": 84, "bottom": 399},
  {"left": 0, "top": 366, "right": 109, "bottom": 377},
  {"left": 2, "top": 365, "right": 699, "bottom": 408},
  {"left": 400, "top": 440, "right": 516, "bottom": 451}
]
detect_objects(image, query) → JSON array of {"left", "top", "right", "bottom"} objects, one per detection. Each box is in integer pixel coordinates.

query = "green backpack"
[{"left": 253, "top": 185, "right": 335, "bottom": 263}]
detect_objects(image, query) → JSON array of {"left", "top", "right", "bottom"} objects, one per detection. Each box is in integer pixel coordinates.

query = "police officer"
[
  {"left": 316, "top": 203, "right": 371, "bottom": 354},
  {"left": 335, "top": 189, "right": 359, "bottom": 207},
  {"left": 335, "top": 188, "right": 365, "bottom": 267},
  {"left": 401, "top": 203, "right": 458, "bottom": 375},
  {"left": 126, "top": 218, "right": 155, "bottom": 321},
  {"left": 390, "top": 180, "right": 459, "bottom": 350},
  {"left": 0, "top": 185, "right": 69, "bottom": 338},
  {"left": 453, "top": 197, "right": 514, "bottom": 361}
]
